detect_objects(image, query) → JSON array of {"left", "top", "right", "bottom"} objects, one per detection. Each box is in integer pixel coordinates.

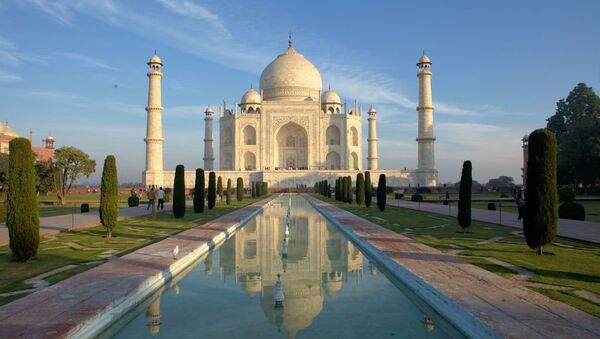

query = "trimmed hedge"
[
  {"left": 193, "top": 168, "right": 205, "bottom": 213},
  {"left": 411, "top": 194, "right": 423, "bottom": 202},
  {"left": 487, "top": 202, "right": 496, "bottom": 211},
  {"left": 524, "top": 129, "right": 558, "bottom": 255},
  {"left": 376, "top": 174, "right": 386, "bottom": 211},
  {"left": 457, "top": 160, "right": 472, "bottom": 231},
  {"left": 558, "top": 186, "right": 576, "bottom": 203},
  {"left": 559, "top": 202, "right": 585, "bottom": 221},
  {"left": 208, "top": 172, "right": 216, "bottom": 210},
  {"left": 173, "top": 164, "right": 186, "bottom": 218},
  {"left": 81, "top": 203, "right": 90, "bottom": 213},
  {"left": 416, "top": 187, "right": 432, "bottom": 194},
  {"left": 7, "top": 138, "right": 39, "bottom": 261},
  {"left": 128, "top": 195, "right": 140, "bottom": 207}
]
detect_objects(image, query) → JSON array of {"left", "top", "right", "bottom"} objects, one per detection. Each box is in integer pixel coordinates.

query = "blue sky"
[{"left": 1, "top": 0, "right": 599, "bottom": 184}]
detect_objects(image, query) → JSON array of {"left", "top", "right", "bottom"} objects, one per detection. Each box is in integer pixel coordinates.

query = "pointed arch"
[
  {"left": 243, "top": 125, "right": 256, "bottom": 145},
  {"left": 326, "top": 125, "right": 340, "bottom": 145}
]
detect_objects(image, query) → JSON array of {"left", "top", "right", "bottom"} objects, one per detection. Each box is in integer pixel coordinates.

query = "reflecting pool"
[{"left": 105, "top": 195, "right": 464, "bottom": 338}]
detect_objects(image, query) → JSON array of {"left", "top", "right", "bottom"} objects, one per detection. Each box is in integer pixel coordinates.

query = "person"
[
  {"left": 516, "top": 188, "right": 525, "bottom": 220},
  {"left": 157, "top": 187, "right": 165, "bottom": 210},
  {"left": 147, "top": 187, "right": 156, "bottom": 210}
]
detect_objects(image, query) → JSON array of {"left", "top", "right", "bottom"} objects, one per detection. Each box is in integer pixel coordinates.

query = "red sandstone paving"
[
  {"left": 306, "top": 195, "right": 600, "bottom": 339},
  {"left": 0, "top": 198, "right": 272, "bottom": 339}
]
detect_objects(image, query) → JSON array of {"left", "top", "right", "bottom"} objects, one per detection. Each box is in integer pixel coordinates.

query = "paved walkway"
[
  {"left": 307, "top": 195, "right": 600, "bottom": 338},
  {"left": 0, "top": 204, "right": 172, "bottom": 246},
  {"left": 0, "top": 197, "right": 273, "bottom": 338},
  {"left": 386, "top": 199, "right": 600, "bottom": 244}
]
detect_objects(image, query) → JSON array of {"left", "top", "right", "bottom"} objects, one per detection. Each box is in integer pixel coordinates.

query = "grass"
[
  {"left": 0, "top": 197, "right": 262, "bottom": 306},
  {"left": 317, "top": 195, "right": 600, "bottom": 318},
  {"left": 470, "top": 200, "right": 600, "bottom": 223},
  {"left": 38, "top": 206, "right": 99, "bottom": 218}
]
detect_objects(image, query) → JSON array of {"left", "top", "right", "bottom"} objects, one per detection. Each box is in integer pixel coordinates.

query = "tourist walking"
[
  {"left": 157, "top": 187, "right": 165, "bottom": 210},
  {"left": 515, "top": 188, "right": 525, "bottom": 220},
  {"left": 147, "top": 187, "right": 156, "bottom": 210}
]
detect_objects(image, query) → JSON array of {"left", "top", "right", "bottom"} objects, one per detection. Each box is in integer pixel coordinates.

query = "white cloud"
[
  {"left": 53, "top": 52, "right": 118, "bottom": 71},
  {"left": 154, "top": 0, "right": 230, "bottom": 38},
  {"left": 0, "top": 70, "right": 22, "bottom": 82}
]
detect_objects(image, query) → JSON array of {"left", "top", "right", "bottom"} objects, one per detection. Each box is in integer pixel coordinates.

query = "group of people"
[{"left": 146, "top": 186, "right": 166, "bottom": 211}]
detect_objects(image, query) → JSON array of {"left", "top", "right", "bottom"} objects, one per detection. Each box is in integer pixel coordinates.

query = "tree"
[
  {"left": 485, "top": 176, "right": 514, "bottom": 189},
  {"left": 226, "top": 178, "right": 232, "bottom": 205},
  {"left": 237, "top": 177, "right": 244, "bottom": 201},
  {"left": 0, "top": 153, "right": 8, "bottom": 190},
  {"left": 193, "top": 169, "right": 205, "bottom": 213},
  {"left": 100, "top": 155, "right": 119, "bottom": 237},
  {"left": 524, "top": 129, "right": 558, "bottom": 255},
  {"left": 334, "top": 178, "right": 339, "bottom": 201},
  {"left": 365, "top": 171, "right": 372, "bottom": 208},
  {"left": 546, "top": 83, "right": 600, "bottom": 187},
  {"left": 207, "top": 172, "right": 216, "bottom": 210},
  {"left": 457, "top": 161, "right": 472, "bottom": 231},
  {"left": 173, "top": 165, "right": 186, "bottom": 218},
  {"left": 53, "top": 146, "right": 96, "bottom": 205},
  {"left": 217, "top": 176, "right": 223, "bottom": 196},
  {"left": 34, "top": 159, "right": 54, "bottom": 194},
  {"left": 251, "top": 182, "right": 256, "bottom": 198},
  {"left": 376, "top": 174, "right": 386, "bottom": 211},
  {"left": 327, "top": 183, "right": 331, "bottom": 198},
  {"left": 356, "top": 173, "right": 365, "bottom": 205},
  {"left": 7, "top": 138, "right": 39, "bottom": 261}
]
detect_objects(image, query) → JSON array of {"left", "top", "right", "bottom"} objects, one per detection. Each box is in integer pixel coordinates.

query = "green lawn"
[
  {"left": 470, "top": 200, "right": 600, "bottom": 223},
  {"left": 317, "top": 196, "right": 600, "bottom": 318},
  {"left": 0, "top": 197, "right": 263, "bottom": 305}
]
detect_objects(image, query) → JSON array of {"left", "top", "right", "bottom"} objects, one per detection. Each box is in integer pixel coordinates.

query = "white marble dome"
[
  {"left": 259, "top": 47, "right": 322, "bottom": 101},
  {"left": 241, "top": 88, "right": 261, "bottom": 104},
  {"left": 418, "top": 54, "right": 431, "bottom": 64},
  {"left": 149, "top": 54, "right": 162, "bottom": 64},
  {"left": 322, "top": 89, "right": 341, "bottom": 104},
  {"left": 0, "top": 122, "right": 18, "bottom": 138}
]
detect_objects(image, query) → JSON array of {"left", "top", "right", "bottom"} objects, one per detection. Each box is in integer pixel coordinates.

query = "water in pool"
[{"left": 105, "top": 195, "right": 464, "bottom": 338}]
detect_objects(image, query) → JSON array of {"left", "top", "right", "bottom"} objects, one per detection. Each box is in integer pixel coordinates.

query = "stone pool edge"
[
  {"left": 68, "top": 196, "right": 277, "bottom": 338},
  {"left": 303, "top": 195, "right": 500, "bottom": 339}
]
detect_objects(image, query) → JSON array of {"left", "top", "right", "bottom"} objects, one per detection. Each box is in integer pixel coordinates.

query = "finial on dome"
[{"left": 288, "top": 31, "right": 292, "bottom": 48}]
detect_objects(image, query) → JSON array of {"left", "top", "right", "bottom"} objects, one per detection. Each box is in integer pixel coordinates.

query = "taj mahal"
[{"left": 143, "top": 36, "right": 437, "bottom": 189}]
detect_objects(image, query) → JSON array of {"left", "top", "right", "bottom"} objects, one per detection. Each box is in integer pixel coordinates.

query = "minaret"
[
  {"left": 203, "top": 106, "right": 215, "bottom": 170},
  {"left": 416, "top": 54, "right": 435, "bottom": 171},
  {"left": 367, "top": 105, "right": 378, "bottom": 170},
  {"left": 144, "top": 53, "right": 164, "bottom": 176}
]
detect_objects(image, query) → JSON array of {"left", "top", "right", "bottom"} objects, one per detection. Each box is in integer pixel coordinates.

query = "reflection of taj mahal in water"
[
  {"left": 143, "top": 35, "right": 438, "bottom": 189},
  {"left": 145, "top": 198, "right": 368, "bottom": 338}
]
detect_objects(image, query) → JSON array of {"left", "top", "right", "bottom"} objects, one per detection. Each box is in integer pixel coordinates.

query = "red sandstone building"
[{"left": 0, "top": 121, "right": 55, "bottom": 162}]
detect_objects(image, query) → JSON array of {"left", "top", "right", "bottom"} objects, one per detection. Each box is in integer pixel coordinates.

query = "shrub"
[
  {"left": 128, "top": 195, "right": 140, "bottom": 207},
  {"left": 226, "top": 178, "right": 232, "bottom": 205},
  {"left": 100, "top": 155, "right": 119, "bottom": 237},
  {"left": 487, "top": 202, "right": 496, "bottom": 211},
  {"left": 558, "top": 202, "right": 585, "bottom": 221},
  {"left": 411, "top": 194, "right": 423, "bottom": 202},
  {"left": 416, "top": 187, "right": 431, "bottom": 194},
  {"left": 80, "top": 203, "right": 90, "bottom": 213},
  {"left": 500, "top": 193, "right": 509, "bottom": 198},
  {"left": 558, "top": 186, "right": 576, "bottom": 203},
  {"left": 524, "top": 129, "right": 558, "bottom": 255},
  {"left": 356, "top": 173, "right": 365, "bottom": 205},
  {"left": 193, "top": 168, "right": 205, "bottom": 213},
  {"left": 394, "top": 193, "right": 404, "bottom": 199},
  {"left": 236, "top": 177, "right": 244, "bottom": 201},
  {"left": 457, "top": 160, "right": 472, "bottom": 231},
  {"left": 365, "top": 171, "right": 372, "bottom": 208},
  {"left": 376, "top": 174, "right": 386, "bottom": 211},
  {"left": 208, "top": 172, "right": 216, "bottom": 209},
  {"left": 173, "top": 164, "right": 186, "bottom": 218},
  {"left": 7, "top": 138, "right": 39, "bottom": 261},
  {"left": 443, "top": 200, "right": 449, "bottom": 205},
  {"left": 217, "top": 176, "right": 223, "bottom": 196}
]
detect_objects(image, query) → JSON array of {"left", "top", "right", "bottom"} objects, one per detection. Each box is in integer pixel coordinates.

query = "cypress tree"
[
  {"left": 457, "top": 161, "right": 472, "bottom": 231},
  {"left": 262, "top": 182, "right": 268, "bottom": 195},
  {"left": 327, "top": 183, "right": 331, "bottom": 198},
  {"left": 341, "top": 177, "right": 347, "bottom": 202},
  {"left": 100, "top": 155, "right": 119, "bottom": 237},
  {"left": 356, "top": 173, "right": 365, "bottom": 205},
  {"left": 377, "top": 174, "right": 386, "bottom": 211},
  {"left": 365, "top": 171, "right": 372, "bottom": 208},
  {"left": 335, "top": 178, "right": 339, "bottom": 200},
  {"left": 193, "top": 168, "right": 205, "bottom": 213},
  {"left": 7, "top": 138, "right": 39, "bottom": 261},
  {"left": 217, "top": 176, "right": 223, "bottom": 197},
  {"left": 524, "top": 129, "right": 558, "bottom": 255},
  {"left": 237, "top": 177, "right": 244, "bottom": 201},
  {"left": 256, "top": 181, "right": 262, "bottom": 196},
  {"left": 251, "top": 182, "right": 256, "bottom": 198},
  {"left": 173, "top": 164, "right": 186, "bottom": 218},
  {"left": 346, "top": 176, "right": 353, "bottom": 203},
  {"left": 226, "top": 178, "right": 232, "bottom": 205},
  {"left": 207, "top": 172, "right": 216, "bottom": 209}
]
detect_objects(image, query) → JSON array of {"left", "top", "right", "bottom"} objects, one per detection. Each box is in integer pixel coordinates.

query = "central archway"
[{"left": 275, "top": 122, "right": 308, "bottom": 169}]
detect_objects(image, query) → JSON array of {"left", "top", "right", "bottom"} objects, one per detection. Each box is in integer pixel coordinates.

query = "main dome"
[{"left": 259, "top": 47, "right": 322, "bottom": 101}]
